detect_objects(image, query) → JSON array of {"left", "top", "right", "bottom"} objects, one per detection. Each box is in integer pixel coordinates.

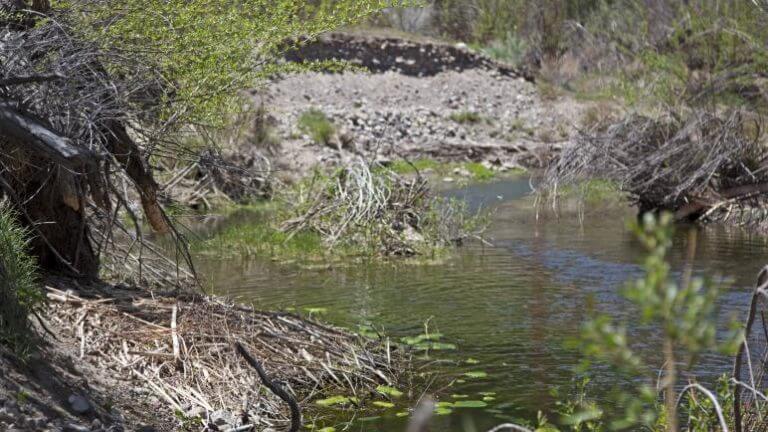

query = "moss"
[
  {"left": 0, "top": 205, "right": 43, "bottom": 356},
  {"left": 298, "top": 108, "right": 335, "bottom": 146}
]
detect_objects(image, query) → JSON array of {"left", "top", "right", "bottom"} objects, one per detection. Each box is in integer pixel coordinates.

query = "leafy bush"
[
  {"left": 298, "top": 109, "right": 336, "bottom": 146},
  {"left": 0, "top": 205, "right": 43, "bottom": 355}
]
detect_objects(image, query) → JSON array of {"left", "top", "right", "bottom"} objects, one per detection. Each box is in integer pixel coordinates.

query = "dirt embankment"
[{"left": 255, "top": 32, "right": 588, "bottom": 182}]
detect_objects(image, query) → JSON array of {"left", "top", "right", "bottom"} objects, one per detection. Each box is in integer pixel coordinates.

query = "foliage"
[
  {"left": 298, "top": 108, "right": 336, "bottom": 146},
  {"left": 0, "top": 205, "right": 43, "bottom": 356},
  {"left": 478, "top": 31, "right": 529, "bottom": 65},
  {"left": 61, "top": 0, "right": 415, "bottom": 127}
]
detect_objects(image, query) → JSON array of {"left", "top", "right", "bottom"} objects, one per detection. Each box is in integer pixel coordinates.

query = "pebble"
[{"left": 68, "top": 394, "right": 92, "bottom": 414}]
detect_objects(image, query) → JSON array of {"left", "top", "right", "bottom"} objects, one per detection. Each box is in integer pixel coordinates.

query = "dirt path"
[{"left": 256, "top": 32, "right": 591, "bottom": 182}]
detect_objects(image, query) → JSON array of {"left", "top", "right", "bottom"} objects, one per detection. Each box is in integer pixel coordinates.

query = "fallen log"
[{"left": 0, "top": 103, "right": 93, "bottom": 168}]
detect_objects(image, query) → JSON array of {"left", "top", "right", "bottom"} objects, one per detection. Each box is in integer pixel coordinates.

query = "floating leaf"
[
  {"left": 400, "top": 333, "right": 444, "bottom": 345},
  {"left": 454, "top": 400, "right": 488, "bottom": 408},
  {"left": 376, "top": 385, "right": 403, "bottom": 398},
  {"left": 464, "top": 371, "right": 488, "bottom": 379},
  {"left": 435, "top": 401, "right": 454, "bottom": 408},
  {"left": 435, "top": 407, "right": 453, "bottom": 415},
  {"left": 451, "top": 394, "right": 469, "bottom": 399},
  {"left": 465, "top": 358, "right": 480, "bottom": 364},
  {"left": 396, "top": 411, "right": 410, "bottom": 418},
  {"left": 316, "top": 395, "right": 352, "bottom": 407},
  {"left": 318, "top": 428, "right": 336, "bottom": 432},
  {"left": 372, "top": 401, "right": 395, "bottom": 409},
  {"left": 482, "top": 396, "right": 496, "bottom": 402},
  {"left": 479, "top": 392, "right": 496, "bottom": 396},
  {"left": 413, "top": 342, "right": 457, "bottom": 351}
]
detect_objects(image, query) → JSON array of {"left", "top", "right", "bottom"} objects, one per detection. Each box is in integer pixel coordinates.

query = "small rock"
[
  {"left": 68, "top": 394, "right": 92, "bottom": 414},
  {"left": 63, "top": 423, "right": 91, "bottom": 432},
  {"left": 209, "top": 410, "right": 236, "bottom": 428}
]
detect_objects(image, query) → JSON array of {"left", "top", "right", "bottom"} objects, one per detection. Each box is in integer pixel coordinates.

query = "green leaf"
[
  {"left": 453, "top": 400, "right": 488, "bottom": 408},
  {"left": 315, "top": 395, "right": 352, "bottom": 407},
  {"left": 376, "top": 385, "right": 403, "bottom": 398},
  {"left": 372, "top": 401, "right": 395, "bottom": 408},
  {"left": 464, "top": 371, "right": 488, "bottom": 379}
]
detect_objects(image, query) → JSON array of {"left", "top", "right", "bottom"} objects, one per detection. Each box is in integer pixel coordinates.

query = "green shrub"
[
  {"left": 0, "top": 205, "right": 43, "bottom": 355},
  {"left": 298, "top": 109, "right": 336, "bottom": 146}
]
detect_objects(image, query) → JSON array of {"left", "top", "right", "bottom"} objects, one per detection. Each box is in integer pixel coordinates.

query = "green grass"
[
  {"left": 194, "top": 213, "right": 327, "bottom": 261},
  {"left": 0, "top": 205, "right": 43, "bottom": 356},
  {"left": 298, "top": 108, "right": 335, "bottom": 146},
  {"left": 449, "top": 111, "right": 485, "bottom": 124}
]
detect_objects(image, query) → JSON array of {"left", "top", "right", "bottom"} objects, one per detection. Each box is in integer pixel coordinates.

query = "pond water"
[{"left": 196, "top": 177, "right": 768, "bottom": 431}]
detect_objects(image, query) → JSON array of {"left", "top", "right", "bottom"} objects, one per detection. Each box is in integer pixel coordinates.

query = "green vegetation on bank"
[
  {"left": 298, "top": 108, "right": 337, "bottom": 146},
  {"left": 195, "top": 164, "right": 488, "bottom": 261},
  {"left": 0, "top": 205, "right": 43, "bottom": 356},
  {"left": 386, "top": 158, "right": 502, "bottom": 182}
]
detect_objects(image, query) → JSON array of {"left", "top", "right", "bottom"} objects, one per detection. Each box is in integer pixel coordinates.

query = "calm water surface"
[{"left": 197, "top": 177, "right": 768, "bottom": 431}]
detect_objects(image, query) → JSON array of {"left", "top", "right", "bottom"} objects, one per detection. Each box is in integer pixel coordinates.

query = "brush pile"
[
  {"left": 279, "top": 161, "right": 484, "bottom": 256},
  {"left": 543, "top": 109, "right": 768, "bottom": 225},
  {"left": 44, "top": 281, "right": 403, "bottom": 431}
]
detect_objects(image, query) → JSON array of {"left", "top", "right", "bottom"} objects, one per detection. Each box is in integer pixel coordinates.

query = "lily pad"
[
  {"left": 372, "top": 401, "right": 395, "bottom": 409},
  {"left": 451, "top": 394, "right": 469, "bottom": 399},
  {"left": 435, "top": 401, "right": 454, "bottom": 408},
  {"left": 482, "top": 396, "right": 496, "bottom": 402},
  {"left": 318, "top": 428, "right": 336, "bottom": 432},
  {"left": 464, "top": 371, "right": 488, "bottom": 379},
  {"left": 465, "top": 358, "right": 480, "bottom": 364},
  {"left": 453, "top": 400, "right": 488, "bottom": 408},
  {"left": 396, "top": 411, "right": 410, "bottom": 418},
  {"left": 376, "top": 385, "right": 403, "bottom": 398},
  {"left": 435, "top": 407, "right": 453, "bottom": 415},
  {"left": 315, "top": 395, "right": 357, "bottom": 407}
]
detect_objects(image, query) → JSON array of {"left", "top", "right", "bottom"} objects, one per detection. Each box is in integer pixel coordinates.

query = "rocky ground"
[{"left": 251, "top": 32, "right": 592, "bottom": 183}]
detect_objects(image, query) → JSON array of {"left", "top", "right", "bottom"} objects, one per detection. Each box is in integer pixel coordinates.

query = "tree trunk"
[{"left": 1, "top": 149, "right": 98, "bottom": 278}]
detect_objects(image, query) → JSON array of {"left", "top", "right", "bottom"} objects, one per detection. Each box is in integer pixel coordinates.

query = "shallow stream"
[{"left": 196, "top": 177, "right": 768, "bottom": 431}]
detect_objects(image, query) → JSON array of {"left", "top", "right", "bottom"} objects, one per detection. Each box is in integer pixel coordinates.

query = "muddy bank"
[{"left": 0, "top": 278, "right": 403, "bottom": 431}]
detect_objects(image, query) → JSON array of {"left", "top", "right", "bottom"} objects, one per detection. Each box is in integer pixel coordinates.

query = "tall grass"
[{"left": 0, "top": 204, "right": 43, "bottom": 355}]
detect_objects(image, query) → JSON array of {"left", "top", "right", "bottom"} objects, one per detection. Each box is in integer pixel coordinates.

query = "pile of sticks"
[{"left": 44, "top": 282, "right": 402, "bottom": 431}]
